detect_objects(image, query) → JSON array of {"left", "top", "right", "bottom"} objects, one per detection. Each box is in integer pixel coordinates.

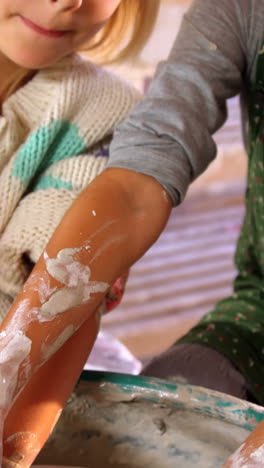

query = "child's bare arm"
[
  {"left": 0, "top": 167, "right": 172, "bottom": 468},
  {"left": 1, "top": 166, "right": 172, "bottom": 401}
]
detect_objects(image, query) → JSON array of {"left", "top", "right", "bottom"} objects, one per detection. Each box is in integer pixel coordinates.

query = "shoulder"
[
  {"left": 48, "top": 54, "right": 141, "bottom": 111},
  {"left": 7, "top": 54, "right": 141, "bottom": 146},
  {"left": 179, "top": 0, "right": 264, "bottom": 83},
  {"left": 39, "top": 54, "right": 141, "bottom": 140}
]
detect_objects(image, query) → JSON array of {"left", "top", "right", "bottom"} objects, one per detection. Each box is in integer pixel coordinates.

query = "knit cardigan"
[{"left": 0, "top": 54, "right": 140, "bottom": 321}]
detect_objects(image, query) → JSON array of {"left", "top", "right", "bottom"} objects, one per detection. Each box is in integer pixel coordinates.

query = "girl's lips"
[{"left": 19, "top": 15, "right": 71, "bottom": 38}]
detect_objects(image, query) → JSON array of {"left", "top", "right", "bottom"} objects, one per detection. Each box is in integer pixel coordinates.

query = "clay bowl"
[{"left": 35, "top": 370, "right": 264, "bottom": 468}]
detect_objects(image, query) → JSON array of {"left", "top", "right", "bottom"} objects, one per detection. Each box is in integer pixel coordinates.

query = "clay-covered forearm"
[
  {"left": 3, "top": 311, "right": 100, "bottom": 468},
  {"left": 223, "top": 420, "right": 264, "bottom": 466},
  {"left": 0, "top": 167, "right": 172, "bottom": 468},
  {"left": 0, "top": 167, "right": 172, "bottom": 407}
]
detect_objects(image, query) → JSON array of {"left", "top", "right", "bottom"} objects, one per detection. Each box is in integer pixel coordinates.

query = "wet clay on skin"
[{"left": 0, "top": 246, "right": 109, "bottom": 463}]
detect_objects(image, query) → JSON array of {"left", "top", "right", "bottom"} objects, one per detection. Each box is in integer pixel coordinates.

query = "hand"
[{"left": 223, "top": 420, "right": 264, "bottom": 467}]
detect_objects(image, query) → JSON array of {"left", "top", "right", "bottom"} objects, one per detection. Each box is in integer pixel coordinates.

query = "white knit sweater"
[{"left": 0, "top": 54, "right": 140, "bottom": 320}]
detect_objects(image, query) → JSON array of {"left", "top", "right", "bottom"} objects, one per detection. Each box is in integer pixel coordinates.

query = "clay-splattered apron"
[{"left": 179, "top": 42, "right": 264, "bottom": 405}]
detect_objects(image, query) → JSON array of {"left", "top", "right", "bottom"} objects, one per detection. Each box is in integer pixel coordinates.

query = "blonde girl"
[{"left": 0, "top": 1, "right": 159, "bottom": 466}]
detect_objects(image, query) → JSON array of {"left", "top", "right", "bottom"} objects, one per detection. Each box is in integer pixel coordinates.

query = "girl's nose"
[{"left": 50, "top": 0, "right": 83, "bottom": 12}]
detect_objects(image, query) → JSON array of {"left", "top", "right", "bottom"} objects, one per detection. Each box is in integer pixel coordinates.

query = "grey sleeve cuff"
[{"left": 107, "top": 146, "right": 189, "bottom": 207}]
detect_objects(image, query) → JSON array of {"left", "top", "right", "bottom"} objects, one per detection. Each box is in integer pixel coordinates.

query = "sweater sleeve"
[{"left": 108, "top": 0, "right": 253, "bottom": 205}]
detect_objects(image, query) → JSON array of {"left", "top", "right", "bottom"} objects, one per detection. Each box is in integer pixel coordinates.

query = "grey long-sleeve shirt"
[{"left": 108, "top": 0, "right": 264, "bottom": 206}]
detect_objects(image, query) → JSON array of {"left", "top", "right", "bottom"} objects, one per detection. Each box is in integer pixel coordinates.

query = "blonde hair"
[
  {"left": 4, "top": 0, "right": 160, "bottom": 99},
  {"left": 83, "top": 0, "right": 160, "bottom": 64}
]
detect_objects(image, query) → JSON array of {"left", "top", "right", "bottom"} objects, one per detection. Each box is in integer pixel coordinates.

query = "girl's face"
[{"left": 0, "top": 0, "right": 121, "bottom": 69}]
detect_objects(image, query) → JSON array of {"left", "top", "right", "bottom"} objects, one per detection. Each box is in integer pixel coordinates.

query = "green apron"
[{"left": 179, "top": 43, "right": 264, "bottom": 405}]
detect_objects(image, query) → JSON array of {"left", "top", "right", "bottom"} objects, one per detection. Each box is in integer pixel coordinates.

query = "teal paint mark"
[
  {"left": 246, "top": 407, "right": 264, "bottom": 423},
  {"left": 215, "top": 400, "right": 234, "bottom": 408},
  {"left": 195, "top": 392, "right": 209, "bottom": 403},
  {"left": 203, "top": 406, "right": 214, "bottom": 416},
  {"left": 243, "top": 423, "right": 255, "bottom": 431},
  {"left": 12, "top": 120, "right": 86, "bottom": 186}
]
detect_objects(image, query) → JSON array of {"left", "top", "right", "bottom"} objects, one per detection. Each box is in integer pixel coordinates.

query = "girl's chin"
[
  {"left": 9, "top": 55, "right": 65, "bottom": 70},
  {"left": 5, "top": 47, "right": 71, "bottom": 70}
]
